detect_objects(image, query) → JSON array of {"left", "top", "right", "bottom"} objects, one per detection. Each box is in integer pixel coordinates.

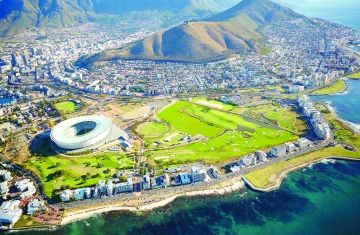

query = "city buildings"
[
  {"left": 191, "top": 167, "right": 207, "bottom": 183},
  {"left": 298, "top": 95, "right": 331, "bottom": 140},
  {"left": 114, "top": 179, "right": 133, "bottom": 194},
  {"left": 271, "top": 145, "right": 287, "bottom": 157},
  {"left": 243, "top": 154, "right": 258, "bottom": 167},
  {"left": 179, "top": 173, "right": 191, "bottom": 185},
  {"left": 60, "top": 190, "right": 73, "bottom": 202},
  {"left": 296, "top": 138, "right": 312, "bottom": 149},
  {"left": 255, "top": 150, "right": 268, "bottom": 162},
  {"left": 0, "top": 200, "right": 22, "bottom": 228},
  {"left": 27, "top": 199, "right": 46, "bottom": 215}
]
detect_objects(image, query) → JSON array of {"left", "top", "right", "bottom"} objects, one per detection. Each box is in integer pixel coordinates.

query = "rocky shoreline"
[{"left": 60, "top": 179, "right": 245, "bottom": 225}]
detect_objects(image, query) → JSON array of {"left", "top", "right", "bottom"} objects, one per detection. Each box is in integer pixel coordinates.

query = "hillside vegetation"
[
  {"left": 0, "top": 0, "right": 91, "bottom": 36},
  {"left": 80, "top": 0, "right": 303, "bottom": 65},
  {"left": 0, "top": 0, "right": 239, "bottom": 36}
]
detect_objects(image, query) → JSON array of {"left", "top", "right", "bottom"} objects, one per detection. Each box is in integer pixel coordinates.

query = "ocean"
[{"left": 311, "top": 79, "right": 360, "bottom": 131}]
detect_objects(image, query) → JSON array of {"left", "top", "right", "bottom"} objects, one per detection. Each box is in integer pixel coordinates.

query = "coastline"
[
  {"left": 311, "top": 78, "right": 347, "bottom": 96},
  {"left": 61, "top": 155, "right": 360, "bottom": 226},
  {"left": 323, "top": 102, "right": 360, "bottom": 134},
  {"left": 311, "top": 78, "right": 360, "bottom": 134},
  {"left": 243, "top": 156, "right": 360, "bottom": 192},
  {"left": 60, "top": 178, "right": 244, "bottom": 225},
  {"left": 244, "top": 97, "right": 360, "bottom": 192}
]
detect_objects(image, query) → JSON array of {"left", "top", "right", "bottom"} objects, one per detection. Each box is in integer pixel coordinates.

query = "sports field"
[
  {"left": 136, "top": 122, "right": 170, "bottom": 139},
  {"left": 54, "top": 101, "right": 81, "bottom": 114},
  {"left": 146, "top": 100, "right": 300, "bottom": 166},
  {"left": 25, "top": 142, "right": 134, "bottom": 198}
]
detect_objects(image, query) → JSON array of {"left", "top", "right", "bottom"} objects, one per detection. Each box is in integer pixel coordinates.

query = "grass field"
[
  {"left": 233, "top": 104, "right": 306, "bottom": 134},
  {"left": 157, "top": 101, "right": 223, "bottom": 138},
  {"left": 348, "top": 71, "right": 360, "bottom": 79},
  {"left": 54, "top": 101, "right": 81, "bottom": 114},
  {"left": 136, "top": 122, "right": 170, "bottom": 139},
  {"left": 244, "top": 161, "right": 293, "bottom": 188},
  {"left": 25, "top": 143, "right": 134, "bottom": 198},
  {"left": 147, "top": 100, "right": 299, "bottom": 167},
  {"left": 244, "top": 103, "right": 360, "bottom": 190},
  {"left": 150, "top": 129, "right": 296, "bottom": 165},
  {"left": 312, "top": 79, "right": 346, "bottom": 95}
]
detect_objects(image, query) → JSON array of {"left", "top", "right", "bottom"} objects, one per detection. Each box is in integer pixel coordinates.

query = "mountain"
[
  {"left": 0, "top": 0, "right": 93, "bottom": 36},
  {"left": 0, "top": 0, "right": 240, "bottom": 36},
  {"left": 81, "top": 0, "right": 303, "bottom": 64}
]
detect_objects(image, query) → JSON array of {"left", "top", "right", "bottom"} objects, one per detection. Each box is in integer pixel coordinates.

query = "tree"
[
  {"left": 119, "top": 176, "right": 128, "bottom": 182},
  {"left": 45, "top": 119, "right": 55, "bottom": 127},
  {"left": 92, "top": 173, "right": 101, "bottom": 178}
]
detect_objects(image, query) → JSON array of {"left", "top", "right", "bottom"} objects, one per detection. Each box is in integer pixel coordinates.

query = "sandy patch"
[{"left": 196, "top": 100, "right": 223, "bottom": 110}]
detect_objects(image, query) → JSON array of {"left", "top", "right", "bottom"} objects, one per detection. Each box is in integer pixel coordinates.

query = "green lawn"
[
  {"left": 244, "top": 161, "right": 293, "bottom": 189},
  {"left": 136, "top": 122, "right": 170, "bottom": 139},
  {"left": 148, "top": 100, "right": 299, "bottom": 166},
  {"left": 348, "top": 71, "right": 360, "bottom": 79},
  {"left": 54, "top": 101, "right": 81, "bottom": 114},
  {"left": 150, "top": 129, "right": 297, "bottom": 165},
  {"left": 312, "top": 79, "right": 346, "bottom": 95},
  {"left": 157, "top": 101, "right": 223, "bottom": 138},
  {"left": 25, "top": 143, "right": 134, "bottom": 198},
  {"left": 236, "top": 104, "right": 306, "bottom": 134}
]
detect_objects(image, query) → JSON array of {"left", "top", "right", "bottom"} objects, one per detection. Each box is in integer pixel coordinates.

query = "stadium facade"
[{"left": 51, "top": 115, "right": 117, "bottom": 150}]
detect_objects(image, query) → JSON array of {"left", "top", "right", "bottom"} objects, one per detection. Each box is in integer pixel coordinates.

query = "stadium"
[{"left": 50, "top": 115, "right": 127, "bottom": 151}]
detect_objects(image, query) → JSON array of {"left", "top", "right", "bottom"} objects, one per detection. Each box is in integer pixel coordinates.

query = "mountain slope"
[
  {"left": 0, "top": 0, "right": 240, "bottom": 36},
  {"left": 87, "top": 0, "right": 303, "bottom": 63},
  {"left": 0, "top": 0, "right": 92, "bottom": 36}
]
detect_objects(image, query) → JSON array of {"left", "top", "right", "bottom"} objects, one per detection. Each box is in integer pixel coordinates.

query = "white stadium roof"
[{"left": 50, "top": 115, "right": 112, "bottom": 150}]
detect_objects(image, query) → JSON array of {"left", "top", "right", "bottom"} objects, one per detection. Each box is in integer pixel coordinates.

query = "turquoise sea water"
[{"left": 311, "top": 79, "right": 360, "bottom": 126}]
